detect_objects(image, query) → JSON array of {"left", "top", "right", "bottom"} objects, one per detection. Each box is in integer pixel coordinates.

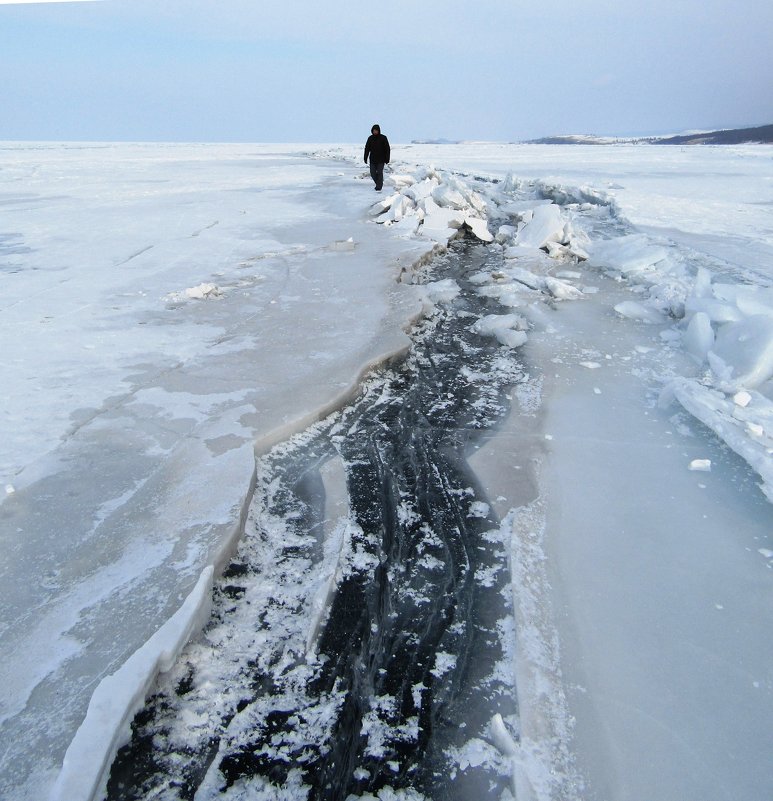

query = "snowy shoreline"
[{"left": 2, "top": 142, "right": 772, "bottom": 801}]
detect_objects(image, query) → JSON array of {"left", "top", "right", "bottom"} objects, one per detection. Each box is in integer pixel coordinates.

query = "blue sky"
[{"left": 1, "top": 0, "right": 772, "bottom": 142}]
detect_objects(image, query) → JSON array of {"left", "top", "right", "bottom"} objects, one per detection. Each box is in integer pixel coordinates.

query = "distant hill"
[
  {"left": 654, "top": 124, "right": 773, "bottom": 145},
  {"left": 410, "top": 138, "right": 461, "bottom": 145},
  {"left": 525, "top": 124, "right": 773, "bottom": 146},
  {"left": 525, "top": 134, "right": 638, "bottom": 145}
]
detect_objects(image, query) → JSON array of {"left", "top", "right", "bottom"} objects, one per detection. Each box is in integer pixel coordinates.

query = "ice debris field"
[
  {"left": 0, "top": 141, "right": 771, "bottom": 801},
  {"left": 364, "top": 147, "right": 773, "bottom": 501}
]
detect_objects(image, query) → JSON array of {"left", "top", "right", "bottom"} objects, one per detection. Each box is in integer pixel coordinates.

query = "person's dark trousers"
[{"left": 369, "top": 161, "right": 384, "bottom": 190}]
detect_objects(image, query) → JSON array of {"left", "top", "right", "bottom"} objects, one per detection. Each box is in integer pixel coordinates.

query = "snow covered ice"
[
  {"left": 1, "top": 141, "right": 772, "bottom": 801},
  {"left": 0, "top": 143, "right": 433, "bottom": 801}
]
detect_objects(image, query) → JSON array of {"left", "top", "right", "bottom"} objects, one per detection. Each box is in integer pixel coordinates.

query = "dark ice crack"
[{"left": 106, "top": 237, "right": 525, "bottom": 801}]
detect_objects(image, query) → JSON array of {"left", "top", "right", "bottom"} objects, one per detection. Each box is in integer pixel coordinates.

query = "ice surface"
[
  {"left": 3, "top": 141, "right": 773, "bottom": 801},
  {"left": 0, "top": 143, "right": 432, "bottom": 800},
  {"left": 366, "top": 142, "right": 773, "bottom": 508},
  {"left": 368, "top": 167, "right": 492, "bottom": 245},
  {"left": 515, "top": 276, "right": 773, "bottom": 801},
  {"left": 682, "top": 311, "right": 714, "bottom": 362},
  {"left": 613, "top": 300, "right": 667, "bottom": 324},
  {"left": 513, "top": 203, "right": 566, "bottom": 250},
  {"left": 586, "top": 233, "right": 670, "bottom": 276},
  {"left": 354, "top": 143, "right": 772, "bottom": 801},
  {"left": 710, "top": 315, "right": 773, "bottom": 391},
  {"left": 51, "top": 567, "right": 214, "bottom": 801}
]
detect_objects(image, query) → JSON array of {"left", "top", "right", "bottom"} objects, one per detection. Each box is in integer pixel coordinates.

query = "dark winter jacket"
[{"left": 364, "top": 133, "right": 390, "bottom": 165}]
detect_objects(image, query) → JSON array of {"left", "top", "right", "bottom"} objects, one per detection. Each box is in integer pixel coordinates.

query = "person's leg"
[{"left": 370, "top": 162, "right": 384, "bottom": 190}]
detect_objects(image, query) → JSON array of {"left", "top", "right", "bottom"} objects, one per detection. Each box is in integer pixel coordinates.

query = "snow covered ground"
[{"left": 1, "top": 141, "right": 772, "bottom": 801}]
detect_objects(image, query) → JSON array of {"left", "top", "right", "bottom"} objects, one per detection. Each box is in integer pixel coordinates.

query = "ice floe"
[
  {"left": 384, "top": 156, "right": 773, "bottom": 501},
  {"left": 586, "top": 233, "right": 670, "bottom": 276},
  {"left": 660, "top": 378, "right": 773, "bottom": 500},
  {"left": 370, "top": 167, "right": 493, "bottom": 244},
  {"left": 420, "top": 278, "right": 461, "bottom": 307},
  {"left": 471, "top": 313, "right": 529, "bottom": 349},
  {"left": 166, "top": 282, "right": 223, "bottom": 302},
  {"left": 581, "top": 230, "right": 773, "bottom": 495},
  {"left": 512, "top": 203, "right": 566, "bottom": 249}
]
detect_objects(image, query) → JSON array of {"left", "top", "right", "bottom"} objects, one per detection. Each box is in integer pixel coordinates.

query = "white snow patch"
[
  {"left": 420, "top": 278, "right": 461, "bottom": 306},
  {"left": 471, "top": 314, "right": 529, "bottom": 348},
  {"left": 430, "top": 651, "right": 457, "bottom": 678},
  {"left": 175, "top": 282, "right": 223, "bottom": 301},
  {"left": 505, "top": 504, "right": 584, "bottom": 800},
  {"left": 545, "top": 276, "right": 584, "bottom": 301},
  {"left": 468, "top": 500, "right": 491, "bottom": 518}
]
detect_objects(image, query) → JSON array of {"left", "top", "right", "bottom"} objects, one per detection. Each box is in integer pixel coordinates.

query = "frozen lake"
[
  {"left": 0, "top": 143, "right": 432, "bottom": 800},
  {"left": 1, "top": 142, "right": 771, "bottom": 801}
]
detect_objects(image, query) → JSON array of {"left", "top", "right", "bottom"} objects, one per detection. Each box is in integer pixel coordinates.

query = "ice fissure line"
[{"left": 106, "top": 237, "right": 524, "bottom": 801}]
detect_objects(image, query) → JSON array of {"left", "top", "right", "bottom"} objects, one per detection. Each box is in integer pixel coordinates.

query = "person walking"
[{"left": 364, "top": 124, "right": 390, "bottom": 191}]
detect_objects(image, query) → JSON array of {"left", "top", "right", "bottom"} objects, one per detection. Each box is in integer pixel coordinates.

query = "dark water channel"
[{"left": 107, "top": 237, "right": 525, "bottom": 800}]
